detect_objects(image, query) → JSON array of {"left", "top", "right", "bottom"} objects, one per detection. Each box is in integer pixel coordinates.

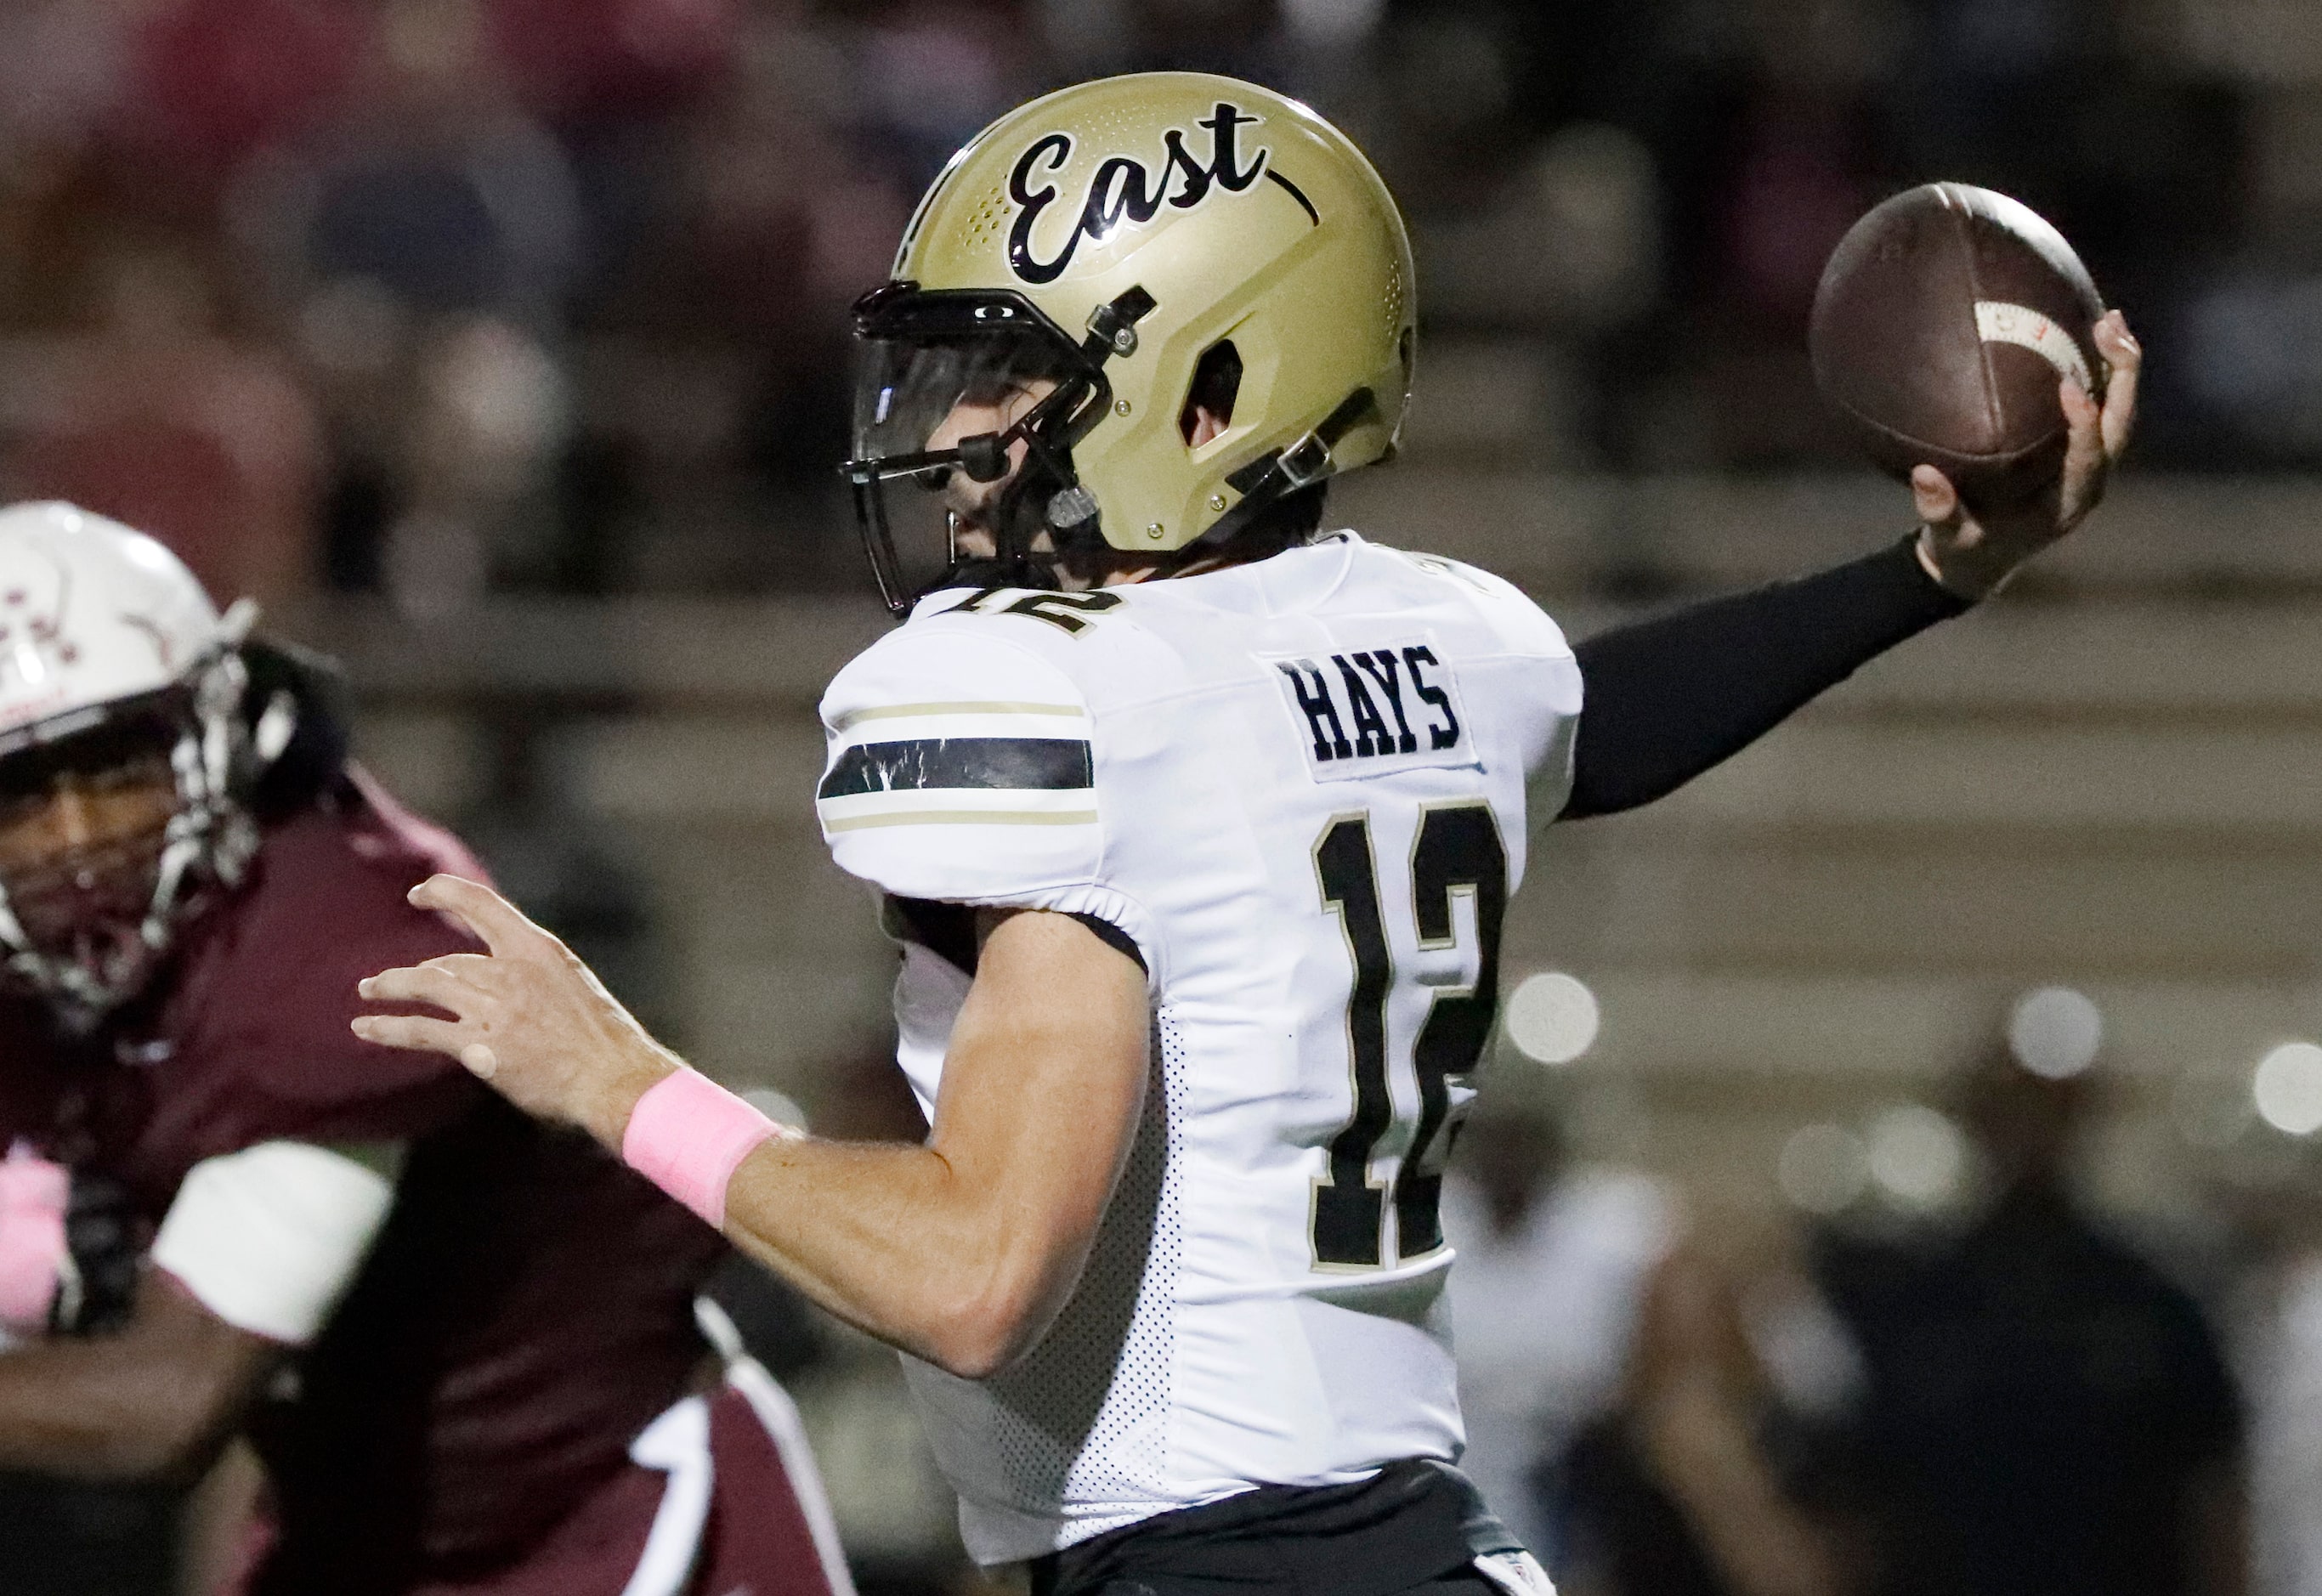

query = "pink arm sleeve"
[{"left": 0, "top": 1145, "right": 69, "bottom": 1333}]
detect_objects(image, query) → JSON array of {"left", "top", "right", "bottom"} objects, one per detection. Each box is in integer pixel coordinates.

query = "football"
[{"left": 1809, "top": 183, "right": 2106, "bottom": 504}]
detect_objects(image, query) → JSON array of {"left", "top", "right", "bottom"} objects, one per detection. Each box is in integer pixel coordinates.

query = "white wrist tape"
[{"left": 151, "top": 1141, "right": 397, "bottom": 1346}]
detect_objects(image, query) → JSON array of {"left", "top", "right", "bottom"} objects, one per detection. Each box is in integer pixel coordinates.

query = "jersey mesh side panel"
[{"left": 979, "top": 1010, "right": 1186, "bottom": 1525}]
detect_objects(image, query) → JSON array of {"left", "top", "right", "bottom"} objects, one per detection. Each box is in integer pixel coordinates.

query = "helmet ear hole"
[{"left": 1181, "top": 340, "right": 1243, "bottom": 445}]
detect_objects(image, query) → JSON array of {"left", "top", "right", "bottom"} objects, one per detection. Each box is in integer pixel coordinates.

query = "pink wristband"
[
  {"left": 620, "top": 1071, "right": 782, "bottom": 1229},
  {"left": 0, "top": 1146, "right": 68, "bottom": 1331}
]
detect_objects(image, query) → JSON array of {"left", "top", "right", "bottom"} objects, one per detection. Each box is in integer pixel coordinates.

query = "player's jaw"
[
  {"left": 924, "top": 382, "right": 1230, "bottom": 578},
  {"left": 926, "top": 379, "right": 1055, "bottom": 557}
]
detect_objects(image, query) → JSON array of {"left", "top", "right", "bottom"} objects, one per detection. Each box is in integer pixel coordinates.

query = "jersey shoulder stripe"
[
  {"left": 832, "top": 699, "right": 1086, "bottom": 731},
  {"left": 818, "top": 736, "right": 1094, "bottom": 799},
  {"left": 817, "top": 613, "right": 1106, "bottom": 899}
]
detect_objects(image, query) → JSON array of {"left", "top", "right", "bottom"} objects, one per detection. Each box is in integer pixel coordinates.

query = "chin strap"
[
  {"left": 1198, "top": 386, "right": 1379, "bottom": 551},
  {"left": 145, "top": 646, "right": 259, "bottom": 949},
  {"left": 1002, "top": 286, "right": 1160, "bottom": 558},
  {"left": 926, "top": 554, "right": 1061, "bottom": 597}
]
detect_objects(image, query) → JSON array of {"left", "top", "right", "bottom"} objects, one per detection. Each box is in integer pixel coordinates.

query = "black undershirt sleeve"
[
  {"left": 881, "top": 894, "right": 1148, "bottom": 976},
  {"left": 1560, "top": 535, "right": 1970, "bottom": 821}
]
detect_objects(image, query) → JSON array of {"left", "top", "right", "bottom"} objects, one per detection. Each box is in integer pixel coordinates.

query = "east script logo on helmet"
[
  {"left": 883, "top": 73, "right": 1417, "bottom": 560},
  {"left": 1004, "top": 102, "right": 1273, "bottom": 286}
]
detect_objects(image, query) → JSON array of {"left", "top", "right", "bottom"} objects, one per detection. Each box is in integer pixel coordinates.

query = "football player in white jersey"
[{"left": 356, "top": 72, "right": 2140, "bottom": 1596}]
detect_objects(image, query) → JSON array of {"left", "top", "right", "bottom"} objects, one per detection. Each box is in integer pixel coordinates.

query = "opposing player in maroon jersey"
[{"left": 0, "top": 501, "right": 851, "bottom": 1596}]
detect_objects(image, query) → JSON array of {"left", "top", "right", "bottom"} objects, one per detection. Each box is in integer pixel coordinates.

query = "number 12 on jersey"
[{"left": 1311, "top": 802, "right": 1508, "bottom": 1269}]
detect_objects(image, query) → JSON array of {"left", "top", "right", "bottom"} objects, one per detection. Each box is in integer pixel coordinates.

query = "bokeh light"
[
  {"left": 2008, "top": 986, "right": 2103, "bottom": 1080},
  {"left": 2253, "top": 1042, "right": 2322, "bottom": 1135},
  {"left": 1504, "top": 971, "right": 1600, "bottom": 1065},
  {"left": 1866, "top": 1105, "right": 1968, "bottom": 1209}
]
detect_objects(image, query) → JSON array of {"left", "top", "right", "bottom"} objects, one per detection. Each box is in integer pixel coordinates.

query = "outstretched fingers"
[
  {"left": 2054, "top": 312, "right": 2142, "bottom": 533},
  {"left": 350, "top": 1011, "right": 465, "bottom": 1056},
  {"left": 1910, "top": 466, "right": 1963, "bottom": 533},
  {"left": 408, "top": 874, "right": 539, "bottom": 957},
  {"left": 357, "top": 959, "right": 480, "bottom": 1015},
  {"left": 349, "top": 1011, "right": 500, "bottom": 1081},
  {"left": 354, "top": 951, "right": 499, "bottom": 1063},
  {"left": 2056, "top": 373, "right": 2107, "bottom": 529},
  {"left": 2094, "top": 309, "right": 2142, "bottom": 464}
]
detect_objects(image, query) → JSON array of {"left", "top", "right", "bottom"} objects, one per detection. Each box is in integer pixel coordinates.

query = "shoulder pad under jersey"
[{"left": 816, "top": 609, "right": 1102, "bottom": 905}]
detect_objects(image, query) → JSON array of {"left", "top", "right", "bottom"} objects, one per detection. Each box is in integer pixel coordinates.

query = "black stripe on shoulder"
[{"left": 818, "top": 737, "right": 1094, "bottom": 799}]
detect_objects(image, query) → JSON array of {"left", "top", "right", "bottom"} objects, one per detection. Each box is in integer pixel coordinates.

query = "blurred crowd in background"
[
  {"left": 10, "top": 1, "right": 2322, "bottom": 1593},
  {"left": 1442, "top": 997, "right": 2260, "bottom": 1596},
  {"left": 0, "top": 0, "right": 2314, "bottom": 614}
]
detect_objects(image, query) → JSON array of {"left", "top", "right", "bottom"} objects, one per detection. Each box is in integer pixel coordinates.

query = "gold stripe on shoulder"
[
  {"left": 833, "top": 700, "right": 1086, "bottom": 731},
  {"left": 824, "top": 808, "right": 1099, "bottom": 831}
]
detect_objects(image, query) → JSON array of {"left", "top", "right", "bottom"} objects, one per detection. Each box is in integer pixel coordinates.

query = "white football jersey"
[{"left": 815, "top": 531, "right": 1581, "bottom": 1565}]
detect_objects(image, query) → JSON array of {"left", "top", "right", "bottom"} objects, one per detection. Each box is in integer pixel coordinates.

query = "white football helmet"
[{"left": 0, "top": 503, "right": 259, "bottom": 1024}]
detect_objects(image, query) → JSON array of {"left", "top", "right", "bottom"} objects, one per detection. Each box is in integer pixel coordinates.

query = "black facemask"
[{"left": 841, "top": 281, "right": 1154, "bottom": 616}]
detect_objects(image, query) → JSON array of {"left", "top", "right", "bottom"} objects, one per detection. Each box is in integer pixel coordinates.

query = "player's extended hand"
[
  {"left": 351, "top": 875, "right": 678, "bottom": 1147},
  {"left": 1912, "top": 308, "right": 2142, "bottom": 601}
]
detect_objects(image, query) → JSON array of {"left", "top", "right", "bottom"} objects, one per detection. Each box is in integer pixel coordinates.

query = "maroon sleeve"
[
  {"left": 0, "top": 1006, "right": 72, "bottom": 1151},
  {"left": 133, "top": 771, "right": 495, "bottom": 1178}
]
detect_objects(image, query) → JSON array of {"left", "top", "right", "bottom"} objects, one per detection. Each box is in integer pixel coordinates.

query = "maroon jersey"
[{"left": 0, "top": 770, "right": 727, "bottom": 1591}]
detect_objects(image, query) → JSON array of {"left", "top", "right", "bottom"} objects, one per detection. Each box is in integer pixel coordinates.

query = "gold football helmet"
[{"left": 843, "top": 71, "right": 1417, "bottom": 613}]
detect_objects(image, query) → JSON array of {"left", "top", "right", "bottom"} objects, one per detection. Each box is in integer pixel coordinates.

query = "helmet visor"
[{"left": 844, "top": 286, "right": 1106, "bottom": 614}]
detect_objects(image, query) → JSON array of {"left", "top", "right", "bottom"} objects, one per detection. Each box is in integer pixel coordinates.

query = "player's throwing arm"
[{"left": 358, "top": 879, "right": 1152, "bottom": 1379}]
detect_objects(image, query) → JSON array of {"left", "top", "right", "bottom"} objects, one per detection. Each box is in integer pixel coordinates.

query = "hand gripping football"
[{"left": 1809, "top": 183, "right": 2106, "bottom": 504}]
